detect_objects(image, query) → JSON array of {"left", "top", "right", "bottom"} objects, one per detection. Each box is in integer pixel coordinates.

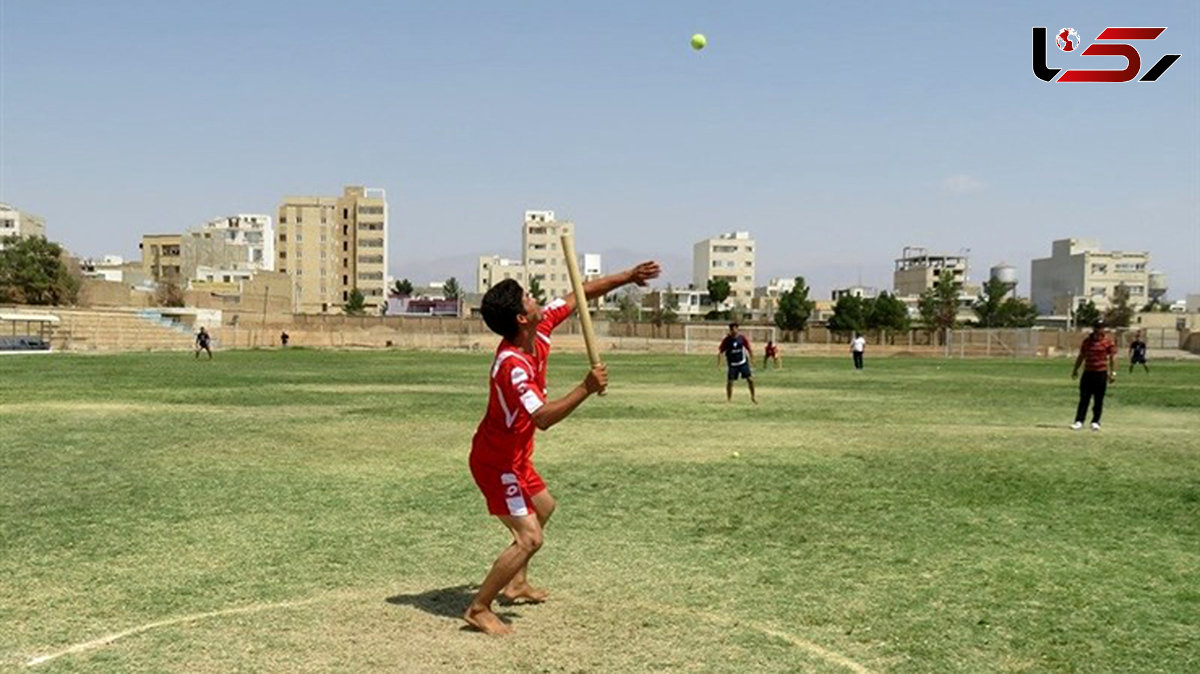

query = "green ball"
[{"left": 691, "top": 33, "right": 707, "bottom": 50}]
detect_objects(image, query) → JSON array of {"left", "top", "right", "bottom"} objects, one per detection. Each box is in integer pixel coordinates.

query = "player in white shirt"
[{"left": 851, "top": 332, "right": 866, "bottom": 370}]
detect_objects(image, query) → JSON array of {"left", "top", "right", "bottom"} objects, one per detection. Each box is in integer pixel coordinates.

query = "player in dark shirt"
[
  {"left": 718, "top": 323, "right": 757, "bottom": 403},
  {"left": 1128, "top": 331, "right": 1149, "bottom": 374},
  {"left": 195, "top": 327, "right": 213, "bottom": 360}
]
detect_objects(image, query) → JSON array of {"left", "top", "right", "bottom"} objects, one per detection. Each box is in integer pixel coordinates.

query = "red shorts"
[{"left": 469, "top": 456, "right": 546, "bottom": 517}]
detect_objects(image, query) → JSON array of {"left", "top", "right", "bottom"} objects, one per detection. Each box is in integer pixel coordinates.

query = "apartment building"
[
  {"left": 477, "top": 255, "right": 527, "bottom": 293},
  {"left": 1030, "top": 238, "right": 1162, "bottom": 315},
  {"left": 693, "top": 232, "right": 756, "bottom": 306},
  {"left": 139, "top": 234, "right": 183, "bottom": 283},
  {"left": 277, "top": 186, "right": 388, "bottom": 314},
  {"left": 893, "top": 246, "right": 972, "bottom": 297},
  {"left": 522, "top": 210, "right": 574, "bottom": 299}
]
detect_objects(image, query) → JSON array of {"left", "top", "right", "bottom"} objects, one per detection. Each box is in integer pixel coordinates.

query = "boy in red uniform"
[{"left": 465, "top": 261, "right": 660, "bottom": 635}]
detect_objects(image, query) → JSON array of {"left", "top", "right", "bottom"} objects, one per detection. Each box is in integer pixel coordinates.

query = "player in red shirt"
[
  {"left": 1071, "top": 320, "right": 1117, "bottom": 431},
  {"left": 763, "top": 339, "right": 781, "bottom": 369},
  {"left": 464, "top": 260, "right": 661, "bottom": 635}
]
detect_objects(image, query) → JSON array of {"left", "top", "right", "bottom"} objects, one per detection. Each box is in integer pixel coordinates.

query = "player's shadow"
[{"left": 386, "top": 585, "right": 520, "bottom": 629}]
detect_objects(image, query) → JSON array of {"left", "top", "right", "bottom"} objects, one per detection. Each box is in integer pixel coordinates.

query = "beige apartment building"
[
  {"left": 277, "top": 186, "right": 388, "bottom": 314},
  {"left": 893, "top": 246, "right": 973, "bottom": 297},
  {"left": 0, "top": 202, "right": 46, "bottom": 250},
  {"left": 693, "top": 232, "right": 756, "bottom": 306},
  {"left": 139, "top": 234, "right": 183, "bottom": 283},
  {"left": 522, "top": 210, "right": 574, "bottom": 299},
  {"left": 1031, "top": 238, "right": 1164, "bottom": 315},
  {"left": 477, "top": 255, "right": 527, "bottom": 293}
]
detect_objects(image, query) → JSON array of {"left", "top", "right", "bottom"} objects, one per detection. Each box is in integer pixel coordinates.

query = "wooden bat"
[{"left": 559, "top": 232, "right": 603, "bottom": 387}]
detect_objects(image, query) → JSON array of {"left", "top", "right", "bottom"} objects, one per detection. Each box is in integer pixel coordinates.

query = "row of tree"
[{"left": 0, "top": 236, "right": 1147, "bottom": 332}]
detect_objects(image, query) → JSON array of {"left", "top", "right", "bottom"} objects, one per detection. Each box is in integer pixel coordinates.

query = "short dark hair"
[
  {"left": 481, "top": 279, "right": 525, "bottom": 341},
  {"left": 729, "top": 322, "right": 739, "bottom": 330},
  {"left": 1093, "top": 319, "right": 1107, "bottom": 329}
]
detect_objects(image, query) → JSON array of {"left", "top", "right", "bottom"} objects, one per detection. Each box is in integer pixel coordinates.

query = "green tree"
[
  {"left": 442, "top": 277, "right": 460, "bottom": 301},
  {"left": 867, "top": 292, "right": 911, "bottom": 333},
  {"left": 528, "top": 276, "right": 547, "bottom": 304},
  {"left": 607, "top": 286, "right": 641, "bottom": 324},
  {"left": 972, "top": 278, "right": 1011, "bottom": 328},
  {"left": 648, "top": 285, "right": 679, "bottom": 327},
  {"left": 0, "top": 235, "right": 80, "bottom": 305},
  {"left": 828, "top": 294, "right": 868, "bottom": 334},
  {"left": 1103, "top": 283, "right": 1135, "bottom": 328},
  {"left": 997, "top": 297, "right": 1038, "bottom": 327},
  {"left": 154, "top": 278, "right": 185, "bottom": 308},
  {"left": 773, "top": 276, "right": 815, "bottom": 333},
  {"left": 918, "top": 270, "right": 961, "bottom": 335},
  {"left": 706, "top": 277, "right": 731, "bottom": 307},
  {"left": 343, "top": 287, "right": 367, "bottom": 315},
  {"left": 1073, "top": 299, "right": 1101, "bottom": 328},
  {"left": 391, "top": 278, "right": 413, "bottom": 296}
]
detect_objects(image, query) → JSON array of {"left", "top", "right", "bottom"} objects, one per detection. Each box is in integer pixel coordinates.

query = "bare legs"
[
  {"left": 464, "top": 490, "right": 556, "bottom": 635},
  {"left": 726, "top": 377, "right": 756, "bottom": 403}
]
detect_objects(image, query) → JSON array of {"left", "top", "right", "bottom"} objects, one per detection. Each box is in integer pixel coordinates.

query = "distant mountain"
[{"left": 393, "top": 248, "right": 692, "bottom": 289}]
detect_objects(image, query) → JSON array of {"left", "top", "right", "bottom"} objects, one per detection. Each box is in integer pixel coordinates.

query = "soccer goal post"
[{"left": 684, "top": 324, "right": 777, "bottom": 355}]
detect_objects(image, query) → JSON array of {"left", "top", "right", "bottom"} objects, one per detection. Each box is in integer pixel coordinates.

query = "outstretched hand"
[{"left": 628, "top": 261, "right": 661, "bottom": 287}]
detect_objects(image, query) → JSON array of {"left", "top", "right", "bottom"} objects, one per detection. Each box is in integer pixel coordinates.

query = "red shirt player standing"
[{"left": 464, "top": 261, "right": 660, "bottom": 635}]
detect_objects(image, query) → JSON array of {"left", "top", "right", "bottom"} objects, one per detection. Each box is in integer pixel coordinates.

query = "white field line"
[
  {"left": 630, "top": 598, "right": 875, "bottom": 674},
  {"left": 26, "top": 587, "right": 874, "bottom": 673},
  {"left": 25, "top": 596, "right": 323, "bottom": 668}
]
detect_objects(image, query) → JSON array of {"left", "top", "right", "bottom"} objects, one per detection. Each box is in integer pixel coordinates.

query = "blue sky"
[{"left": 2, "top": 1, "right": 1196, "bottom": 297}]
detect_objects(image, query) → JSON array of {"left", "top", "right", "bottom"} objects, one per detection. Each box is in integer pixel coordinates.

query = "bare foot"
[
  {"left": 502, "top": 583, "right": 550, "bottom": 603},
  {"left": 751, "top": 397, "right": 758, "bottom": 404},
  {"left": 463, "top": 605, "right": 512, "bottom": 635}
]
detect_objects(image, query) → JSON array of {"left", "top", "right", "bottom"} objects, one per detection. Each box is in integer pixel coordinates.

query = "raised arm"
[{"left": 560, "top": 261, "right": 661, "bottom": 315}]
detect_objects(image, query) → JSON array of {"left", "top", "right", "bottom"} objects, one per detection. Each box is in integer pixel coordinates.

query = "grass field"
[{"left": 1, "top": 349, "right": 1197, "bottom": 673}]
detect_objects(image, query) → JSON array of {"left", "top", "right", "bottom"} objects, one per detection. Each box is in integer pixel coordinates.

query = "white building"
[
  {"left": 197, "top": 214, "right": 275, "bottom": 270},
  {"left": 0, "top": 202, "right": 46, "bottom": 250},
  {"left": 831, "top": 285, "right": 879, "bottom": 301},
  {"left": 476, "top": 255, "right": 527, "bottom": 293},
  {"left": 1030, "top": 238, "right": 1162, "bottom": 315},
  {"left": 693, "top": 231, "right": 756, "bottom": 307},
  {"left": 522, "top": 210, "right": 574, "bottom": 299},
  {"left": 584, "top": 253, "right": 602, "bottom": 280},
  {"left": 80, "top": 255, "right": 127, "bottom": 282}
]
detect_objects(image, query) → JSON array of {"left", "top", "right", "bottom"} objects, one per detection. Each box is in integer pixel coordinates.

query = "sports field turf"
[{"left": 1, "top": 350, "right": 1197, "bottom": 672}]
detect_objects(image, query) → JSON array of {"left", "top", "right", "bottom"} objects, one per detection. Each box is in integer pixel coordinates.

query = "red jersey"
[
  {"left": 765, "top": 343, "right": 778, "bottom": 358},
  {"left": 471, "top": 298, "right": 573, "bottom": 469},
  {"left": 1079, "top": 334, "right": 1116, "bottom": 372}
]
